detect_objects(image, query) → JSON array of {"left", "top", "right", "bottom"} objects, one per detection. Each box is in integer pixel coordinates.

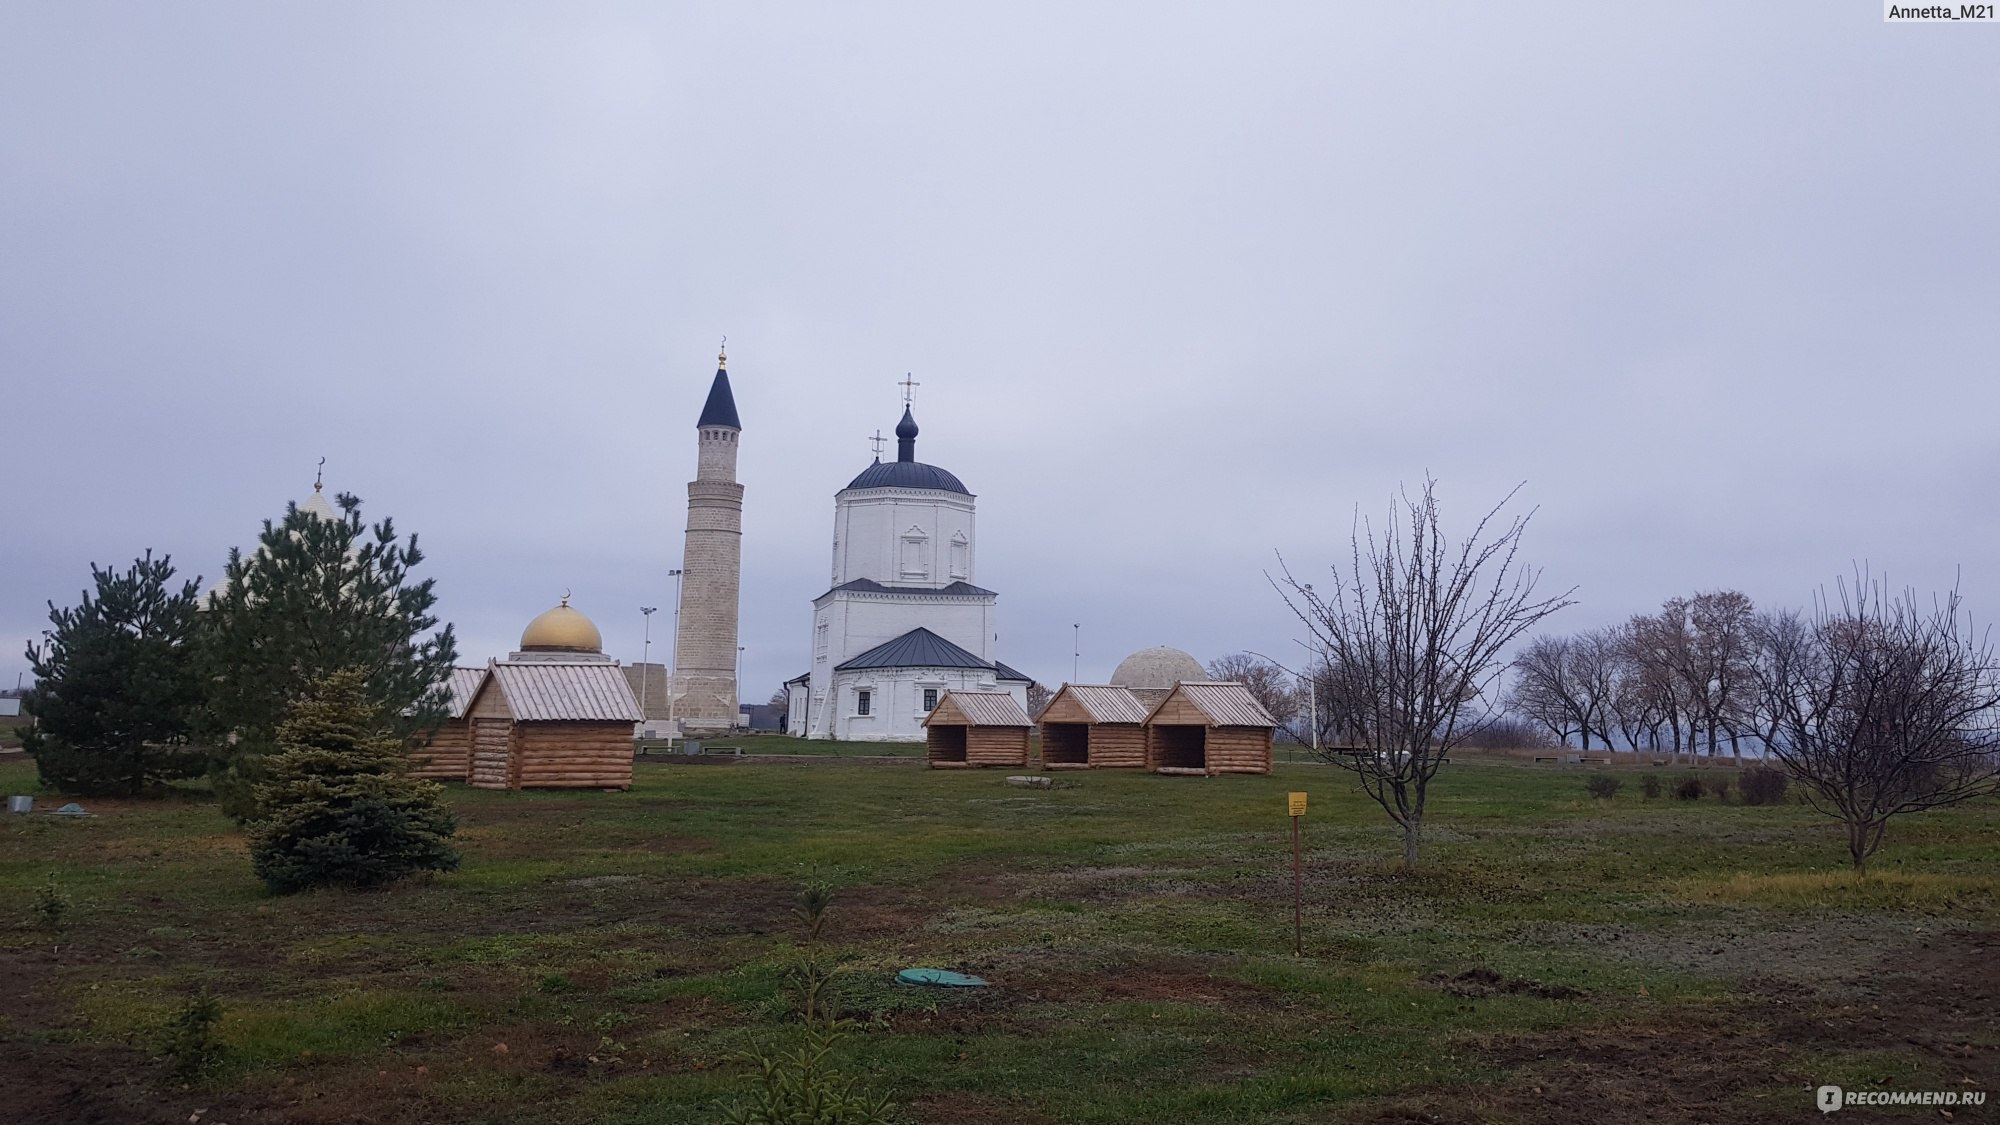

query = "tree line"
[
  {"left": 1248, "top": 477, "right": 1999, "bottom": 874},
  {"left": 21, "top": 491, "right": 461, "bottom": 891}
]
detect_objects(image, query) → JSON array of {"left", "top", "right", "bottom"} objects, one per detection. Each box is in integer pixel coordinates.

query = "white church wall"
[
  {"left": 833, "top": 490, "right": 976, "bottom": 588},
  {"left": 826, "top": 595, "right": 995, "bottom": 665},
  {"left": 822, "top": 664, "right": 1012, "bottom": 742}
]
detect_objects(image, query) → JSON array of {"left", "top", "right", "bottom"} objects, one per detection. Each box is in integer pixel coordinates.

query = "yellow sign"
[{"left": 1288, "top": 791, "right": 1308, "bottom": 817}]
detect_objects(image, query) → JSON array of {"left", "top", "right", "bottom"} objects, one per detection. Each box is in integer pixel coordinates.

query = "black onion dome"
[
  {"left": 696, "top": 368, "right": 740, "bottom": 429},
  {"left": 895, "top": 406, "right": 919, "bottom": 441},
  {"left": 844, "top": 460, "right": 970, "bottom": 494}
]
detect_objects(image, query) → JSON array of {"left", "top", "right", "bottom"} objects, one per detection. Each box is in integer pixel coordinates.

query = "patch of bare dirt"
[
  {"left": 1340, "top": 930, "right": 2000, "bottom": 1125},
  {"left": 1422, "top": 966, "right": 1585, "bottom": 1001},
  {"left": 906, "top": 1091, "right": 1060, "bottom": 1124},
  {"left": 1067, "top": 959, "right": 1283, "bottom": 1010},
  {"left": 0, "top": 1038, "right": 198, "bottom": 1125}
]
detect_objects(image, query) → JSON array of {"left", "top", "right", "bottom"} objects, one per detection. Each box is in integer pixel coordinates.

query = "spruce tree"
[
  {"left": 199, "top": 489, "right": 456, "bottom": 819},
  {"left": 247, "top": 668, "right": 459, "bottom": 893},
  {"left": 23, "top": 551, "right": 206, "bottom": 795}
]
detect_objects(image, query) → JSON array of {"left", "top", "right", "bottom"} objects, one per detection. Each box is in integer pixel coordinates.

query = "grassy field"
[{"left": 0, "top": 756, "right": 1994, "bottom": 1124}]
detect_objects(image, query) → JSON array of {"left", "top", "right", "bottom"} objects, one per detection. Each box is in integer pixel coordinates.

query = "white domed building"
[
  {"left": 1110, "top": 645, "right": 1209, "bottom": 709},
  {"left": 785, "top": 403, "right": 1032, "bottom": 741}
]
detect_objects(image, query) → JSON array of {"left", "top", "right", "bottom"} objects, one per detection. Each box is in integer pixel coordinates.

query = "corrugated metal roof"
[
  {"left": 1165, "top": 681, "right": 1278, "bottom": 727},
  {"left": 817, "top": 578, "right": 997, "bottom": 600},
  {"left": 844, "top": 460, "right": 970, "bottom": 495},
  {"left": 992, "top": 660, "right": 1033, "bottom": 683},
  {"left": 446, "top": 667, "right": 486, "bottom": 719},
  {"left": 932, "top": 691, "right": 1032, "bottom": 726},
  {"left": 1058, "top": 684, "right": 1150, "bottom": 724},
  {"left": 493, "top": 660, "right": 643, "bottom": 723}
]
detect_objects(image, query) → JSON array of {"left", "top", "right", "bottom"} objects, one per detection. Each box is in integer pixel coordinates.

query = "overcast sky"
[{"left": 3, "top": 3, "right": 1995, "bottom": 702}]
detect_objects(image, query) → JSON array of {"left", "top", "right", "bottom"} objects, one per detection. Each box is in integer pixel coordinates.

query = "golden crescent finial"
[
  {"left": 314, "top": 456, "right": 326, "bottom": 493},
  {"left": 561, "top": 588, "right": 571, "bottom": 607},
  {"left": 718, "top": 335, "right": 728, "bottom": 370}
]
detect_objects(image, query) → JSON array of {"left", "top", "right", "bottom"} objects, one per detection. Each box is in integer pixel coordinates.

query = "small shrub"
[
  {"left": 1674, "top": 776, "right": 1706, "bottom": 801},
  {"left": 1641, "top": 775, "right": 1662, "bottom": 800},
  {"left": 159, "top": 990, "right": 225, "bottom": 1085},
  {"left": 723, "top": 879, "right": 894, "bottom": 1125},
  {"left": 1709, "top": 777, "right": 1731, "bottom": 803},
  {"left": 1585, "top": 775, "right": 1622, "bottom": 799},
  {"left": 32, "top": 873, "right": 71, "bottom": 929},
  {"left": 1740, "top": 765, "right": 1790, "bottom": 806},
  {"left": 247, "top": 670, "right": 459, "bottom": 894}
]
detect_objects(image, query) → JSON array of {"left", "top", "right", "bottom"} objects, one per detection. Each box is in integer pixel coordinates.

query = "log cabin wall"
[
  {"left": 1089, "top": 724, "right": 1146, "bottom": 768},
  {"left": 966, "top": 726, "right": 1029, "bottom": 768},
  {"left": 468, "top": 717, "right": 515, "bottom": 790},
  {"left": 1037, "top": 694, "right": 1093, "bottom": 724},
  {"left": 512, "top": 722, "right": 635, "bottom": 789},
  {"left": 1147, "top": 693, "right": 1210, "bottom": 726},
  {"left": 1204, "top": 726, "right": 1273, "bottom": 775},
  {"left": 411, "top": 719, "right": 471, "bottom": 780}
]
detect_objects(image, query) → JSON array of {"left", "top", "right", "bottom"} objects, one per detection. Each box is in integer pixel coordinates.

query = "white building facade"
[{"left": 786, "top": 405, "right": 1030, "bottom": 741}]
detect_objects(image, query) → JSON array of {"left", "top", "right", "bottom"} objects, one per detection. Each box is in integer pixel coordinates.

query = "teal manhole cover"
[{"left": 895, "top": 968, "right": 989, "bottom": 987}]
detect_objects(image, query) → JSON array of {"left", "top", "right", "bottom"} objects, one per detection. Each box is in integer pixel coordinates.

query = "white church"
[{"left": 784, "top": 402, "right": 1032, "bottom": 740}]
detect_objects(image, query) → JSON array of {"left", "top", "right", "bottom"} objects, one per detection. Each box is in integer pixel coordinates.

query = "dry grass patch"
[{"left": 1675, "top": 870, "right": 2000, "bottom": 911}]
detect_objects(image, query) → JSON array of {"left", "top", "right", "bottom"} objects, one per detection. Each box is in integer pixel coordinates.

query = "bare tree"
[
  {"left": 1276, "top": 478, "right": 1574, "bottom": 868},
  {"left": 1752, "top": 575, "right": 2000, "bottom": 873},
  {"left": 1506, "top": 630, "right": 1620, "bottom": 750},
  {"left": 1207, "top": 652, "right": 1300, "bottom": 733},
  {"left": 1605, "top": 628, "right": 1666, "bottom": 751},
  {"left": 1024, "top": 681, "right": 1054, "bottom": 719},
  {"left": 1625, "top": 591, "right": 1758, "bottom": 758},
  {"left": 1508, "top": 635, "right": 1586, "bottom": 746}
]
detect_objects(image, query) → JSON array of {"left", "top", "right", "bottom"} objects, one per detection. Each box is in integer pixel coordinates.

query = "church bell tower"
[{"left": 671, "top": 344, "right": 744, "bottom": 734}]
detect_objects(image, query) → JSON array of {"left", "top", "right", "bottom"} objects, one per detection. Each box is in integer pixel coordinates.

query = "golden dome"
[{"left": 520, "top": 595, "right": 603, "bottom": 653}]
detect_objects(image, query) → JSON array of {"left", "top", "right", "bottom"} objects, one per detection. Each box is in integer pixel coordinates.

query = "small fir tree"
[
  {"left": 247, "top": 669, "right": 459, "bottom": 894},
  {"left": 22, "top": 551, "right": 206, "bottom": 795},
  {"left": 200, "top": 487, "right": 456, "bottom": 819}
]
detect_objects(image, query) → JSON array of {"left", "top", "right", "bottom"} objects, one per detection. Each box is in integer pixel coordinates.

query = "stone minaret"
[{"left": 671, "top": 346, "right": 743, "bottom": 733}]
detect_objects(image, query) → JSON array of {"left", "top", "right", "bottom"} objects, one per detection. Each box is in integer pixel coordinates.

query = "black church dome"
[{"left": 844, "top": 460, "right": 970, "bottom": 495}]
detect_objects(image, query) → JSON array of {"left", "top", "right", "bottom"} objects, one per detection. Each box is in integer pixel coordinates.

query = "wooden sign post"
[{"left": 1288, "top": 792, "right": 1307, "bottom": 956}]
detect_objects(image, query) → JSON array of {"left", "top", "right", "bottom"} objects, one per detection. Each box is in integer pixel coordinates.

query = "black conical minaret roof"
[{"left": 696, "top": 360, "right": 741, "bottom": 429}]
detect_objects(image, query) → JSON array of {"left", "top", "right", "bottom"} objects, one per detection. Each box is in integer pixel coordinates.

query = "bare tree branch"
[{"left": 1272, "top": 477, "right": 1574, "bottom": 868}]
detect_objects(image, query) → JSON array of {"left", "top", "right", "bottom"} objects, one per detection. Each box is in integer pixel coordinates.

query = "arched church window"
[{"left": 900, "top": 527, "right": 930, "bottom": 579}]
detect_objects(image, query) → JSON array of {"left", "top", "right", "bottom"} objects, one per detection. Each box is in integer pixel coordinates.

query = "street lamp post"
[
  {"left": 737, "top": 645, "right": 746, "bottom": 730},
  {"left": 666, "top": 569, "right": 684, "bottom": 740},
  {"left": 1072, "top": 623, "right": 1080, "bottom": 684},
  {"left": 639, "top": 607, "right": 658, "bottom": 730}
]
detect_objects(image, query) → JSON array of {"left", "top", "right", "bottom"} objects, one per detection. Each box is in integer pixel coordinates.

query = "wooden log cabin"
[
  {"left": 924, "top": 691, "right": 1033, "bottom": 769},
  {"left": 1036, "top": 683, "right": 1148, "bottom": 769},
  {"left": 409, "top": 667, "right": 487, "bottom": 780},
  {"left": 1144, "top": 681, "right": 1276, "bottom": 776},
  {"left": 465, "top": 596, "right": 645, "bottom": 791}
]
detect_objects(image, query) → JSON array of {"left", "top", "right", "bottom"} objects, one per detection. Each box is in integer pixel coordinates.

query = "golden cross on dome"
[
  {"left": 869, "top": 430, "right": 886, "bottom": 458},
  {"left": 899, "top": 373, "right": 921, "bottom": 405}
]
